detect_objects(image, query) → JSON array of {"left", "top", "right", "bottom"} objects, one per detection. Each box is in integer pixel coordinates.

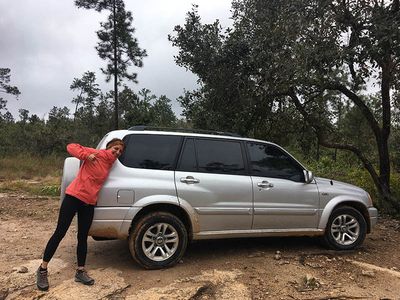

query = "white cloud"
[{"left": 0, "top": 0, "right": 232, "bottom": 120}]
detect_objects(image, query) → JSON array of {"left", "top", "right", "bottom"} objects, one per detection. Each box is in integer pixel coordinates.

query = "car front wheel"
[
  {"left": 323, "top": 206, "right": 367, "bottom": 250},
  {"left": 129, "top": 212, "right": 188, "bottom": 269}
]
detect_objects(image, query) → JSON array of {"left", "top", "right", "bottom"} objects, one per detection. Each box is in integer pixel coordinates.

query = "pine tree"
[{"left": 75, "top": 0, "right": 146, "bottom": 129}]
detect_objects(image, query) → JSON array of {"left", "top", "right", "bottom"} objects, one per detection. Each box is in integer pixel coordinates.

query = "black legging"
[{"left": 43, "top": 194, "right": 95, "bottom": 267}]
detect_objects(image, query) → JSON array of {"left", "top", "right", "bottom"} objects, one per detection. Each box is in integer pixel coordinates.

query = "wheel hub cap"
[
  {"left": 155, "top": 236, "right": 164, "bottom": 246},
  {"left": 331, "top": 214, "right": 360, "bottom": 246},
  {"left": 142, "top": 222, "right": 179, "bottom": 262}
]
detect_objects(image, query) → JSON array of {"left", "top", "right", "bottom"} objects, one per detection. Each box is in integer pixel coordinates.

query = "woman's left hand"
[{"left": 88, "top": 153, "right": 98, "bottom": 161}]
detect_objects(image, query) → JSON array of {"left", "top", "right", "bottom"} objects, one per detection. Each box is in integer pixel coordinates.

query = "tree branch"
[
  {"left": 392, "top": 0, "right": 399, "bottom": 12},
  {"left": 287, "top": 89, "right": 382, "bottom": 192},
  {"left": 324, "top": 83, "right": 382, "bottom": 139}
]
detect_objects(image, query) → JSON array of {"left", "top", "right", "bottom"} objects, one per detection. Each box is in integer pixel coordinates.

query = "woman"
[{"left": 36, "top": 138, "right": 125, "bottom": 291}]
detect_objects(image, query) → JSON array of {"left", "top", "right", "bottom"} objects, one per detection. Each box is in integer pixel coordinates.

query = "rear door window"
[
  {"left": 120, "top": 134, "right": 182, "bottom": 170},
  {"left": 195, "top": 139, "right": 245, "bottom": 175}
]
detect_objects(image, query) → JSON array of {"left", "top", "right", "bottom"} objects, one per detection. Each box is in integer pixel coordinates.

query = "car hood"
[{"left": 314, "top": 177, "right": 367, "bottom": 198}]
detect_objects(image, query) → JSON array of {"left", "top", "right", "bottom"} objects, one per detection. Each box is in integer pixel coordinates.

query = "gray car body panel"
[
  {"left": 313, "top": 177, "right": 375, "bottom": 230},
  {"left": 59, "top": 130, "right": 378, "bottom": 241},
  {"left": 251, "top": 176, "right": 320, "bottom": 230},
  {"left": 175, "top": 171, "right": 253, "bottom": 232}
]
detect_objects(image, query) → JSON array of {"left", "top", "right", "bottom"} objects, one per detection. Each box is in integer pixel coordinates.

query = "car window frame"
[
  {"left": 176, "top": 137, "right": 198, "bottom": 172},
  {"left": 245, "top": 141, "right": 306, "bottom": 182},
  {"left": 119, "top": 133, "right": 184, "bottom": 171},
  {"left": 176, "top": 136, "right": 249, "bottom": 176}
]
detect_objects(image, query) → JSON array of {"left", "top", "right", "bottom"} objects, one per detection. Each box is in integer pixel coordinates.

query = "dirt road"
[{"left": 1, "top": 193, "right": 400, "bottom": 300}]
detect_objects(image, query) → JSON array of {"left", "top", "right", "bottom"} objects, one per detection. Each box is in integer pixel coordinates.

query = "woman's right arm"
[{"left": 67, "top": 143, "right": 97, "bottom": 160}]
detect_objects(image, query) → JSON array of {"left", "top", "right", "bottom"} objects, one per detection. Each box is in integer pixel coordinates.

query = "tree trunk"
[
  {"left": 377, "top": 55, "right": 393, "bottom": 207},
  {"left": 325, "top": 83, "right": 397, "bottom": 208},
  {"left": 113, "top": 0, "right": 119, "bottom": 130},
  {"left": 73, "top": 91, "right": 83, "bottom": 121},
  {"left": 288, "top": 90, "right": 399, "bottom": 211}
]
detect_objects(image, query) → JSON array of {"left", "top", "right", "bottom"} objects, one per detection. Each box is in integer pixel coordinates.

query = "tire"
[
  {"left": 323, "top": 206, "right": 367, "bottom": 250},
  {"left": 129, "top": 212, "right": 188, "bottom": 269}
]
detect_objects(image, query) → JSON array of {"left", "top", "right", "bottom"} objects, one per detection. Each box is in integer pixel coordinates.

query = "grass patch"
[
  {"left": 0, "top": 154, "right": 64, "bottom": 196},
  {"left": 0, "top": 177, "right": 61, "bottom": 197},
  {"left": 0, "top": 153, "right": 64, "bottom": 180}
]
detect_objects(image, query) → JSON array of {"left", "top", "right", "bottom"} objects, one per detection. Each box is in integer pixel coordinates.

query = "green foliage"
[
  {"left": 75, "top": 0, "right": 147, "bottom": 129},
  {"left": 0, "top": 154, "right": 63, "bottom": 180},
  {"left": 306, "top": 155, "right": 400, "bottom": 213},
  {"left": 0, "top": 180, "right": 60, "bottom": 197},
  {"left": 0, "top": 75, "right": 179, "bottom": 194},
  {"left": 70, "top": 71, "right": 100, "bottom": 120},
  {"left": 0, "top": 70, "right": 178, "bottom": 157},
  {"left": 170, "top": 0, "right": 400, "bottom": 212},
  {"left": 0, "top": 68, "right": 20, "bottom": 121},
  {"left": 75, "top": 0, "right": 147, "bottom": 81},
  {"left": 95, "top": 1, "right": 146, "bottom": 83},
  {"left": 0, "top": 154, "right": 62, "bottom": 196},
  {"left": 119, "top": 88, "right": 177, "bottom": 128},
  {"left": 38, "top": 185, "right": 61, "bottom": 197},
  {"left": 307, "top": 156, "right": 373, "bottom": 191},
  {"left": 2, "top": 106, "right": 73, "bottom": 156},
  {"left": 0, "top": 68, "right": 20, "bottom": 97}
]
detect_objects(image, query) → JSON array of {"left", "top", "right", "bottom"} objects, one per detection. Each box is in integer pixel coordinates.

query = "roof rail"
[{"left": 127, "top": 125, "right": 241, "bottom": 137}]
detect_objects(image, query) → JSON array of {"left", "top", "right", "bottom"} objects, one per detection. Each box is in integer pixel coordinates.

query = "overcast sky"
[{"left": 0, "top": 0, "right": 233, "bottom": 120}]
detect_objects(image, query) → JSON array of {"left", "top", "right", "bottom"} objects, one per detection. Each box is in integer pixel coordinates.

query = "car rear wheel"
[
  {"left": 323, "top": 206, "right": 367, "bottom": 250},
  {"left": 129, "top": 212, "right": 188, "bottom": 269}
]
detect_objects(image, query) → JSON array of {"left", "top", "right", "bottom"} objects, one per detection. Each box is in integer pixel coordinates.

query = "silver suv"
[{"left": 61, "top": 127, "right": 378, "bottom": 269}]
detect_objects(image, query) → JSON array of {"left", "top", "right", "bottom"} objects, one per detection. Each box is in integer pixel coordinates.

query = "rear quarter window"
[{"left": 119, "top": 134, "right": 182, "bottom": 170}]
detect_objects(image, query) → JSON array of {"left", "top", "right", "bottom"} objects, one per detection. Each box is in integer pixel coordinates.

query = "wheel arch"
[
  {"left": 129, "top": 203, "right": 193, "bottom": 241},
  {"left": 319, "top": 198, "right": 371, "bottom": 233}
]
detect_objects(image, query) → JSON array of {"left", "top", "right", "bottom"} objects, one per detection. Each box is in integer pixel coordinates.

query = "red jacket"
[{"left": 65, "top": 143, "right": 117, "bottom": 205}]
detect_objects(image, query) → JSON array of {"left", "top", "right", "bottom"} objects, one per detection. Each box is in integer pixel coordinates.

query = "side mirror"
[{"left": 304, "top": 170, "right": 314, "bottom": 184}]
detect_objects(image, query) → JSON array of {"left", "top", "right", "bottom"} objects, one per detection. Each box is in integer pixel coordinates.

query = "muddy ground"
[{"left": 0, "top": 193, "right": 400, "bottom": 300}]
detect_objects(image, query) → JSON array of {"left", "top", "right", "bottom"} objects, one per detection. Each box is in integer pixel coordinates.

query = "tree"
[
  {"left": 18, "top": 109, "right": 29, "bottom": 124},
  {"left": 75, "top": 0, "right": 147, "bottom": 130},
  {"left": 170, "top": 1, "right": 400, "bottom": 211},
  {"left": 150, "top": 95, "right": 177, "bottom": 127},
  {"left": 94, "top": 92, "right": 114, "bottom": 138},
  {"left": 119, "top": 87, "right": 177, "bottom": 128},
  {"left": 70, "top": 71, "right": 101, "bottom": 125},
  {"left": 0, "top": 68, "right": 20, "bottom": 120},
  {"left": 46, "top": 106, "right": 74, "bottom": 153}
]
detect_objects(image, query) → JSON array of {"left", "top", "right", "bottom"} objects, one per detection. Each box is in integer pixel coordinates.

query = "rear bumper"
[{"left": 89, "top": 206, "right": 141, "bottom": 239}]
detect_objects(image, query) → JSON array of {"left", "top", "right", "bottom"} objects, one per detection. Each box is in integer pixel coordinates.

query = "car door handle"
[
  {"left": 257, "top": 181, "right": 274, "bottom": 188},
  {"left": 180, "top": 176, "right": 200, "bottom": 184}
]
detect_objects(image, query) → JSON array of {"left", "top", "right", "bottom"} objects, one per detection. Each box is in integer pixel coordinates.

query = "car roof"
[
  {"left": 104, "top": 129, "right": 273, "bottom": 145},
  {"left": 98, "top": 129, "right": 307, "bottom": 170}
]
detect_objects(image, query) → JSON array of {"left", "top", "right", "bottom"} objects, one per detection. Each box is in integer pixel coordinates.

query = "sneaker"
[
  {"left": 36, "top": 267, "right": 49, "bottom": 291},
  {"left": 75, "top": 269, "right": 95, "bottom": 285}
]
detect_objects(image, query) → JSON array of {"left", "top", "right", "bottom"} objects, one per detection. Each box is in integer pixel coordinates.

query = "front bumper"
[{"left": 368, "top": 207, "right": 378, "bottom": 229}]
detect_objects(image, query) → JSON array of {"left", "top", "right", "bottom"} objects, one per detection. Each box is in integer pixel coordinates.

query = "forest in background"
[
  {"left": 0, "top": 72, "right": 179, "bottom": 155},
  {"left": 1, "top": 0, "right": 400, "bottom": 215}
]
